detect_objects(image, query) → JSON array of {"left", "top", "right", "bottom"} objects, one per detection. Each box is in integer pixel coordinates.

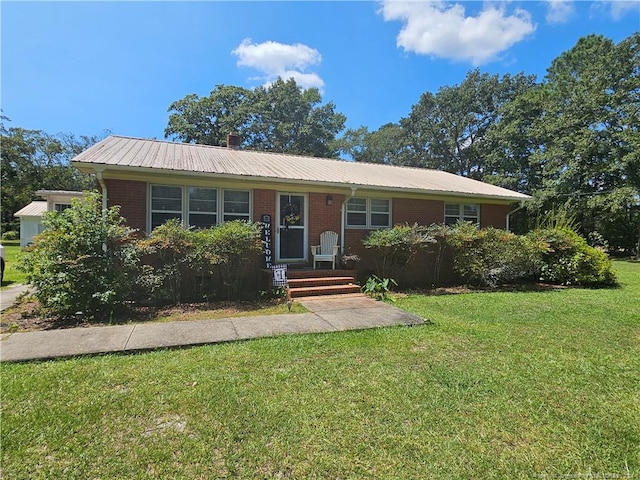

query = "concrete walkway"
[
  {"left": 0, "top": 294, "right": 424, "bottom": 362},
  {"left": 0, "top": 284, "right": 30, "bottom": 311}
]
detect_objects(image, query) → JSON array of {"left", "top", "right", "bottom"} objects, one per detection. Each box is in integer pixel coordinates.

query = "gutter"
[
  {"left": 341, "top": 186, "right": 357, "bottom": 254},
  {"left": 71, "top": 162, "right": 531, "bottom": 204},
  {"left": 506, "top": 201, "right": 526, "bottom": 232}
]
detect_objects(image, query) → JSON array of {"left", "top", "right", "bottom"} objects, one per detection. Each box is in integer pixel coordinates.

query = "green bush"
[
  {"left": 200, "top": 220, "right": 263, "bottom": 299},
  {"left": 137, "top": 219, "right": 195, "bottom": 304},
  {"left": 137, "top": 220, "right": 263, "bottom": 303},
  {"left": 1, "top": 231, "right": 19, "bottom": 241},
  {"left": 18, "top": 192, "right": 140, "bottom": 321},
  {"left": 362, "top": 224, "right": 435, "bottom": 279},
  {"left": 446, "top": 222, "right": 543, "bottom": 287},
  {"left": 528, "top": 227, "right": 617, "bottom": 286}
]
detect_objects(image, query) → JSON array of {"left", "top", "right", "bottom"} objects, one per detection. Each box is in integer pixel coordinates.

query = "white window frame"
[
  {"left": 150, "top": 185, "right": 183, "bottom": 231},
  {"left": 222, "top": 189, "right": 251, "bottom": 222},
  {"left": 345, "top": 197, "right": 391, "bottom": 229},
  {"left": 188, "top": 187, "right": 218, "bottom": 229},
  {"left": 444, "top": 203, "right": 480, "bottom": 226},
  {"left": 148, "top": 184, "right": 252, "bottom": 232}
]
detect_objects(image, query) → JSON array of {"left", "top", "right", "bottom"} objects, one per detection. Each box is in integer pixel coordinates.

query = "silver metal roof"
[
  {"left": 15, "top": 201, "right": 47, "bottom": 217},
  {"left": 72, "top": 135, "right": 530, "bottom": 202}
]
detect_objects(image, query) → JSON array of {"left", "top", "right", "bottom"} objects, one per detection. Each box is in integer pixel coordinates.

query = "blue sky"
[{"left": 2, "top": 1, "right": 639, "bottom": 143}]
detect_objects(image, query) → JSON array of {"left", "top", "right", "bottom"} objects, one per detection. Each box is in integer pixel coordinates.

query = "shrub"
[
  {"left": 136, "top": 219, "right": 195, "bottom": 304},
  {"left": 445, "top": 222, "right": 543, "bottom": 287},
  {"left": 1, "top": 231, "right": 19, "bottom": 241},
  {"left": 18, "top": 192, "right": 140, "bottom": 321},
  {"left": 528, "top": 227, "right": 617, "bottom": 286},
  {"left": 362, "top": 224, "right": 435, "bottom": 279},
  {"left": 137, "top": 220, "right": 263, "bottom": 303},
  {"left": 200, "top": 220, "right": 263, "bottom": 299}
]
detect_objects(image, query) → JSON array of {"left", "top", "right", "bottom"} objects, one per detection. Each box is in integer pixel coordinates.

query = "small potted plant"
[{"left": 341, "top": 253, "right": 361, "bottom": 270}]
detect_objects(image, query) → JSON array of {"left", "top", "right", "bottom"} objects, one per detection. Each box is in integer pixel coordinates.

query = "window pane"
[
  {"left": 347, "top": 212, "right": 367, "bottom": 226},
  {"left": 189, "top": 187, "right": 216, "bottom": 213},
  {"left": 151, "top": 212, "right": 182, "bottom": 230},
  {"left": 347, "top": 197, "right": 366, "bottom": 212},
  {"left": 189, "top": 213, "right": 217, "bottom": 229},
  {"left": 371, "top": 213, "right": 390, "bottom": 227},
  {"left": 223, "top": 190, "right": 250, "bottom": 222},
  {"left": 151, "top": 185, "right": 182, "bottom": 211},
  {"left": 54, "top": 204, "right": 71, "bottom": 213},
  {"left": 444, "top": 217, "right": 459, "bottom": 226},
  {"left": 463, "top": 204, "right": 478, "bottom": 216},
  {"left": 445, "top": 204, "right": 460, "bottom": 216},
  {"left": 224, "top": 190, "right": 249, "bottom": 213},
  {"left": 370, "top": 199, "right": 390, "bottom": 213}
]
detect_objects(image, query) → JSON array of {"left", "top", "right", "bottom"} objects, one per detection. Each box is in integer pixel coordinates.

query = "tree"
[
  {"left": 338, "top": 123, "right": 409, "bottom": 164},
  {"left": 0, "top": 119, "right": 102, "bottom": 233},
  {"left": 165, "top": 78, "right": 346, "bottom": 157},
  {"left": 399, "top": 69, "right": 536, "bottom": 176},
  {"left": 528, "top": 34, "right": 640, "bottom": 252},
  {"left": 164, "top": 85, "right": 251, "bottom": 146}
]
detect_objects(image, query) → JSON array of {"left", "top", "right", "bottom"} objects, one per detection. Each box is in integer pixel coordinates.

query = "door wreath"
[{"left": 281, "top": 202, "right": 300, "bottom": 230}]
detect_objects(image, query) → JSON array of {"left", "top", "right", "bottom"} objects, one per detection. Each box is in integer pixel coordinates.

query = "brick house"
[{"left": 72, "top": 135, "right": 530, "bottom": 289}]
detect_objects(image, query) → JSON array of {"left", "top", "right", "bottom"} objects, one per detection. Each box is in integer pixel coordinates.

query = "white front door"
[{"left": 276, "top": 193, "right": 307, "bottom": 262}]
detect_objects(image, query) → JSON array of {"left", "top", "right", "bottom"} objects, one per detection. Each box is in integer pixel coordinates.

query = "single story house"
[
  {"left": 72, "top": 135, "right": 530, "bottom": 272},
  {"left": 14, "top": 190, "right": 84, "bottom": 246}
]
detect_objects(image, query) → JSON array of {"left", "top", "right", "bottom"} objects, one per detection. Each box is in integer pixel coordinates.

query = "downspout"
[
  {"left": 506, "top": 201, "right": 526, "bottom": 232},
  {"left": 95, "top": 168, "right": 108, "bottom": 215},
  {"left": 95, "top": 168, "right": 108, "bottom": 252},
  {"left": 340, "top": 186, "right": 358, "bottom": 254}
]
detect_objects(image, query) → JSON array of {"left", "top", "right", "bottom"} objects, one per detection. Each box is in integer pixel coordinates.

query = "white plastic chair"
[{"left": 311, "top": 231, "right": 339, "bottom": 269}]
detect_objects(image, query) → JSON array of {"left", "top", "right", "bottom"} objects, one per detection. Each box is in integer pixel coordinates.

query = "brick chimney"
[{"left": 227, "top": 132, "right": 241, "bottom": 149}]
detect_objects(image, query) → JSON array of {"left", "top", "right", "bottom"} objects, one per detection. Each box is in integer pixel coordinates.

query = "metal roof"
[
  {"left": 72, "top": 135, "right": 531, "bottom": 202},
  {"left": 15, "top": 201, "right": 47, "bottom": 217}
]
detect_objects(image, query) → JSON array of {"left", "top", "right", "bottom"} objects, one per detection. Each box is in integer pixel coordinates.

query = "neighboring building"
[
  {"left": 72, "top": 135, "right": 530, "bottom": 280},
  {"left": 14, "top": 190, "right": 84, "bottom": 246}
]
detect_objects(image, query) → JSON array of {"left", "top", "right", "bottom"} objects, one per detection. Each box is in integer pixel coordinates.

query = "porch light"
[{"left": 326, "top": 194, "right": 333, "bottom": 206}]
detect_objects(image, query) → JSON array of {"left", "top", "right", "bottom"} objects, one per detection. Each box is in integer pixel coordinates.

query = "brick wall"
[
  {"left": 480, "top": 204, "right": 509, "bottom": 229},
  {"left": 253, "top": 189, "right": 276, "bottom": 222},
  {"left": 308, "top": 193, "right": 344, "bottom": 250},
  {"left": 103, "top": 179, "right": 147, "bottom": 233},
  {"left": 393, "top": 198, "right": 444, "bottom": 225}
]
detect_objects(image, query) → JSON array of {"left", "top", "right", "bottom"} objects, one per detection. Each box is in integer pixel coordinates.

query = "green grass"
[
  {"left": 1, "top": 241, "right": 28, "bottom": 288},
  {"left": 1, "top": 261, "right": 638, "bottom": 479}
]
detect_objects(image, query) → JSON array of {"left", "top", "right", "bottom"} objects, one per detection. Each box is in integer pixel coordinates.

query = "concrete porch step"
[{"left": 289, "top": 284, "right": 361, "bottom": 298}]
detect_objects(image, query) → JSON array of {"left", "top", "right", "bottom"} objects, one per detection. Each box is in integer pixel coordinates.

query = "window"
[
  {"left": 149, "top": 185, "right": 251, "bottom": 231},
  {"left": 444, "top": 203, "right": 479, "bottom": 226},
  {"left": 54, "top": 203, "right": 71, "bottom": 213},
  {"left": 223, "top": 190, "right": 250, "bottom": 222},
  {"left": 151, "top": 185, "right": 182, "bottom": 230},
  {"left": 370, "top": 199, "right": 391, "bottom": 228},
  {"left": 346, "top": 197, "right": 367, "bottom": 227},
  {"left": 188, "top": 187, "right": 217, "bottom": 228},
  {"left": 346, "top": 197, "right": 391, "bottom": 228}
]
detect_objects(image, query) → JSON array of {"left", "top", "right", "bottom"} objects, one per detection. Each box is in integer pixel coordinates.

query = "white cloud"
[
  {"left": 232, "top": 39, "right": 324, "bottom": 90},
  {"left": 608, "top": 0, "right": 639, "bottom": 20},
  {"left": 545, "top": 0, "right": 575, "bottom": 23},
  {"left": 379, "top": 0, "right": 536, "bottom": 65}
]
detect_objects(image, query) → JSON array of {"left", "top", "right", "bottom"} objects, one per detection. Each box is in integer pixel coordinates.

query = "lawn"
[
  {"left": 1, "top": 241, "right": 28, "bottom": 288},
  {"left": 1, "top": 261, "right": 638, "bottom": 479}
]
